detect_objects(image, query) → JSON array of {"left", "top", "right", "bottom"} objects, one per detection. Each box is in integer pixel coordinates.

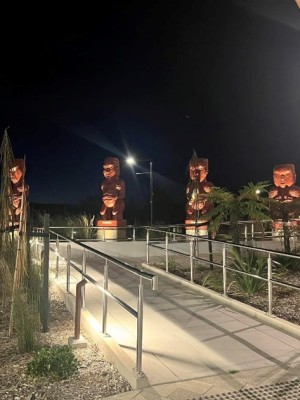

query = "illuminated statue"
[
  {"left": 269, "top": 164, "right": 300, "bottom": 249},
  {"left": 269, "top": 164, "right": 300, "bottom": 204},
  {"left": 99, "top": 157, "right": 125, "bottom": 221},
  {"left": 185, "top": 151, "right": 213, "bottom": 235},
  {"left": 9, "top": 158, "right": 29, "bottom": 226},
  {"left": 186, "top": 152, "right": 213, "bottom": 220}
]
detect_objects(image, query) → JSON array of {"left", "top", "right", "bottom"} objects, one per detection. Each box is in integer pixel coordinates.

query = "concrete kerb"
[
  {"left": 141, "top": 262, "right": 300, "bottom": 341},
  {"left": 53, "top": 282, "right": 149, "bottom": 390}
]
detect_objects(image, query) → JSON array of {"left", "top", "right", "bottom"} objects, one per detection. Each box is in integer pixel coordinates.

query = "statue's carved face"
[
  {"left": 9, "top": 166, "right": 23, "bottom": 184},
  {"left": 103, "top": 157, "right": 120, "bottom": 180},
  {"left": 103, "top": 163, "right": 117, "bottom": 179},
  {"left": 273, "top": 165, "right": 296, "bottom": 188},
  {"left": 12, "top": 195, "right": 21, "bottom": 209},
  {"left": 189, "top": 164, "right": 208, "bottom": 182}
]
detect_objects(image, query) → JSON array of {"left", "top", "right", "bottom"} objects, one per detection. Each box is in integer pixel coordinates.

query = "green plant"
[
  {"left": 27, "top": 345, "right": 79, "bottom": 379},
  {"left": 229, "top": 248, "right": 267, "bottom": 296},
  {"left": 205, "top": 182, "right": 271, "bottom": 244},
  {"left": 167, "top": 258, "right": 186, "bottom": 277},
  {"left": 201, "top": 270, "right": 224, "bottom": 292},
  {"left": 0, "top": 129, "right": 14, "bottom": 236},
  {"left": 272, "top": 247, "right": 300, "bottom": 271},
  {"left": 24, "top": 261, "right": 42, "bottom": 305},
  {"left": 67, "top": 213, "right": 96, "bottom": 239},
  {"left": 13, "top": 292, "right": 41, "bottom": 352}
]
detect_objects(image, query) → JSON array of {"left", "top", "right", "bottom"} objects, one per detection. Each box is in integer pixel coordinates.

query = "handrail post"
[
  {"left": 251, "top": 222, "right": 254, "bottom": 241},
  {"left": 165, "top": 233, "right": 169, "bottom": 273},
  {"left": 42, "top": 214, "right": 50, "bottom": 333},
  {"left": 74, "top": 279, "right": 88, "bottom": 340},
  {"left": 136, "top": 277, "right": 144, "bottom": 374},
  {"left": 223, "top": 244, "right": 227, "bottom": 297},
  {"left": 82, "top": 249, "right": 87, "bottom": 308},
  {"left": 190, "top": 239, "right": 194, "bottom": 283},
  {"left": 102, "top": 259, "right": 108, "bottom": 335},
  {"left": 268, "top": 253, "right": 273, "bottom": 315},
  {"left": 133, "top": 227, "right": 136, "bottom": 241},
  {"left": 55, "top": 236, "right": 59, "bottom": 278},
  {"left": 67, "top": 243, "right": 71, "bottom": 293},
  {"left": 244, "top": 224, "right": 248, "bottom": 243},
  {"left": 146, "top": 229, "right": 149, "bottom": 264}
]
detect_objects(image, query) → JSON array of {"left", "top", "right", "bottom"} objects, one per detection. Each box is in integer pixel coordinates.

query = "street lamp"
[{"left": 126, "top": 157, "right": 153, "bottom": 225}]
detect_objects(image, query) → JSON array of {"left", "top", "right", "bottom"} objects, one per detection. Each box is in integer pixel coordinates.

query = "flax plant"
[
  {"left": 0, "top": 129, "right": 15, "bottom": 310},
  {"left": 0, "top": 128, "right": 14, "bottom": 244},
  {"left": 67, "top": 213, "right": 95, "bottom": 239},
  {"left": 229, "top": 248, "right": 268, "bottom": 296},
  {"left": 0, "top": 129, "right": 41, "bottom": 351}
]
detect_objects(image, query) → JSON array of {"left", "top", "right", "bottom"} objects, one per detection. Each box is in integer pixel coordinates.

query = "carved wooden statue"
[
  {"left": 269, "top": 164, "right": 300, "bottom": 204},
  {"left": 100, "top": 157, "right": 125, "bottom": 221},
  {"left": 9, "top": 158, "right": 29, "bottom": 226},
  {"left": 186, "top": 152, "right": 213, "bottom": 220},
  {"left": 185, "top": 151, "right": 213, "bottom": 235},
  {"left": 269, "top": 164, "right": 300, "bottom": 248}
]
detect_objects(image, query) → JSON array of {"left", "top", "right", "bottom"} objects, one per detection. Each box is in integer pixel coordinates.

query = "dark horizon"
[{"left": 1, "top": 1, "right": 300, "bottom": 211}]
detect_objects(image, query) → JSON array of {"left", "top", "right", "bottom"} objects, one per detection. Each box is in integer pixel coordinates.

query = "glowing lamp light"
[
  {"left": 125, "top": 155, "right": 154, "bottom": 224},
  {"left": 126, "top": 156, "right": 136, "bottom": 166}
]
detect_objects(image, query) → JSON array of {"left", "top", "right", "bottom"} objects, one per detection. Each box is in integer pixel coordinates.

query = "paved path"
[{"left": 51, "top": 241, "right": 300, "bottom": 399}]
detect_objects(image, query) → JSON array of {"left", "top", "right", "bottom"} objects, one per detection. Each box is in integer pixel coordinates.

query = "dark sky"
[{"left": 1, "top": 1, "right": 300, "bottom": 215}]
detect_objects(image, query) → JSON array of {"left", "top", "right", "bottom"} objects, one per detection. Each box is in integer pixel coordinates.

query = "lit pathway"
[{"left": 51, "top": 241, "right": 300, "bottom": 399}]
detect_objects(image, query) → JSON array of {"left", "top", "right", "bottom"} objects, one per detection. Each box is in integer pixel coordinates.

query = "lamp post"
[{"left": 126, "top": 157, "right": 153, "bottom": 225}]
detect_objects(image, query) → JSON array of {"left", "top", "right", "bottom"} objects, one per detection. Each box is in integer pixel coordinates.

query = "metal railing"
[
  {"left": 48, "top": 224, "right": 189, "bottom": 242},
  {"left": 38, "top": 218, "right": 300, "bottom": 244},
  {"left": 32, "top": 220, "right": 300, "bottom": 327},
  {"left": 145, "top": 227, "right": 300, "bottom": 318},
  {"left": 47, "top": 229, "right": 158, "bottom": 375}
]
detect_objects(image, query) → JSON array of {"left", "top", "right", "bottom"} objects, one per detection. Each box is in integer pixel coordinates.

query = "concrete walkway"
[{"left": 51, "top": 240, "right": 300, "bottom": 399}]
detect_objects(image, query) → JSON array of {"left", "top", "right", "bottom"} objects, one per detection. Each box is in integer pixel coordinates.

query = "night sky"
[{"left": 0, "top": 1, "right": 300, "bottom": 222}]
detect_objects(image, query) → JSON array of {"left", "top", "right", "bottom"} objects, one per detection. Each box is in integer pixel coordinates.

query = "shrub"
[
  {"left": 13, "top": 292, "right": 40, "bottom": 353},
  {"left": 27, "top": 345, "right": 79, "bottom": 379},
  {"left": 229, "top": 248, "right": 267, "bottom": 296},
  {"left": 272, "top": 247, "right": 300, "bottom": 272},
  {"left": 201, "top": 270, "right": 224, "bottom": 292},
  {"left": 12, "top": 261, "right": 42, "bottom": 353},
  {"left": 67, "top": 213, "right": 96, "bottom": 239}
]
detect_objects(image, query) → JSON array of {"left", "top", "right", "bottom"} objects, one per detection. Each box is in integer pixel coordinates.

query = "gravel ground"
[
  {"left": 0, "top": 289, "right": 132, "bottom": 400},
  {"left": 1, "top": 268, "right": 300, "bottom": 400}
]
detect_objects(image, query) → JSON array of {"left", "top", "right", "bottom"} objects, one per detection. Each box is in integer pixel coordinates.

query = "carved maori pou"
[
  {"left": 99, "top": 157, "right": 125, "bottom": 221},
  {"left": 269, "top": 164, "right": 300, "bottom": 234},
  {"left": 9, "top": 158, "right": 29, "bottom": 226},
  {"left": 186, "top": 152, "right": 213, "bottom": 220},
  {"left": 269, "top": 164, "right": 300, "bottom": 203},
  {"left": 185, "top": 151, "right": 214, "bottom": 236}
]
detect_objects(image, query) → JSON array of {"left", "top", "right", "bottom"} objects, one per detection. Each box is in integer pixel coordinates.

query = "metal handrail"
[
  {"left": 49, "top": 229, "right": 158, "bottom": 375},
  {"left": 145, "top": 227, "right": 300, "bottom": 318}
]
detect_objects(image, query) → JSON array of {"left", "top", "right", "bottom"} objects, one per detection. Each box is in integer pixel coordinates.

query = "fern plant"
[{"left": 205, "top": 181, "right": 271, "bottom": 244}]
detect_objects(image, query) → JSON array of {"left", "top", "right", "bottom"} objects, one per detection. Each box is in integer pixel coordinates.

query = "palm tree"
[{"left": 205, "top": 181, "right": 271, "bottom": 244}]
